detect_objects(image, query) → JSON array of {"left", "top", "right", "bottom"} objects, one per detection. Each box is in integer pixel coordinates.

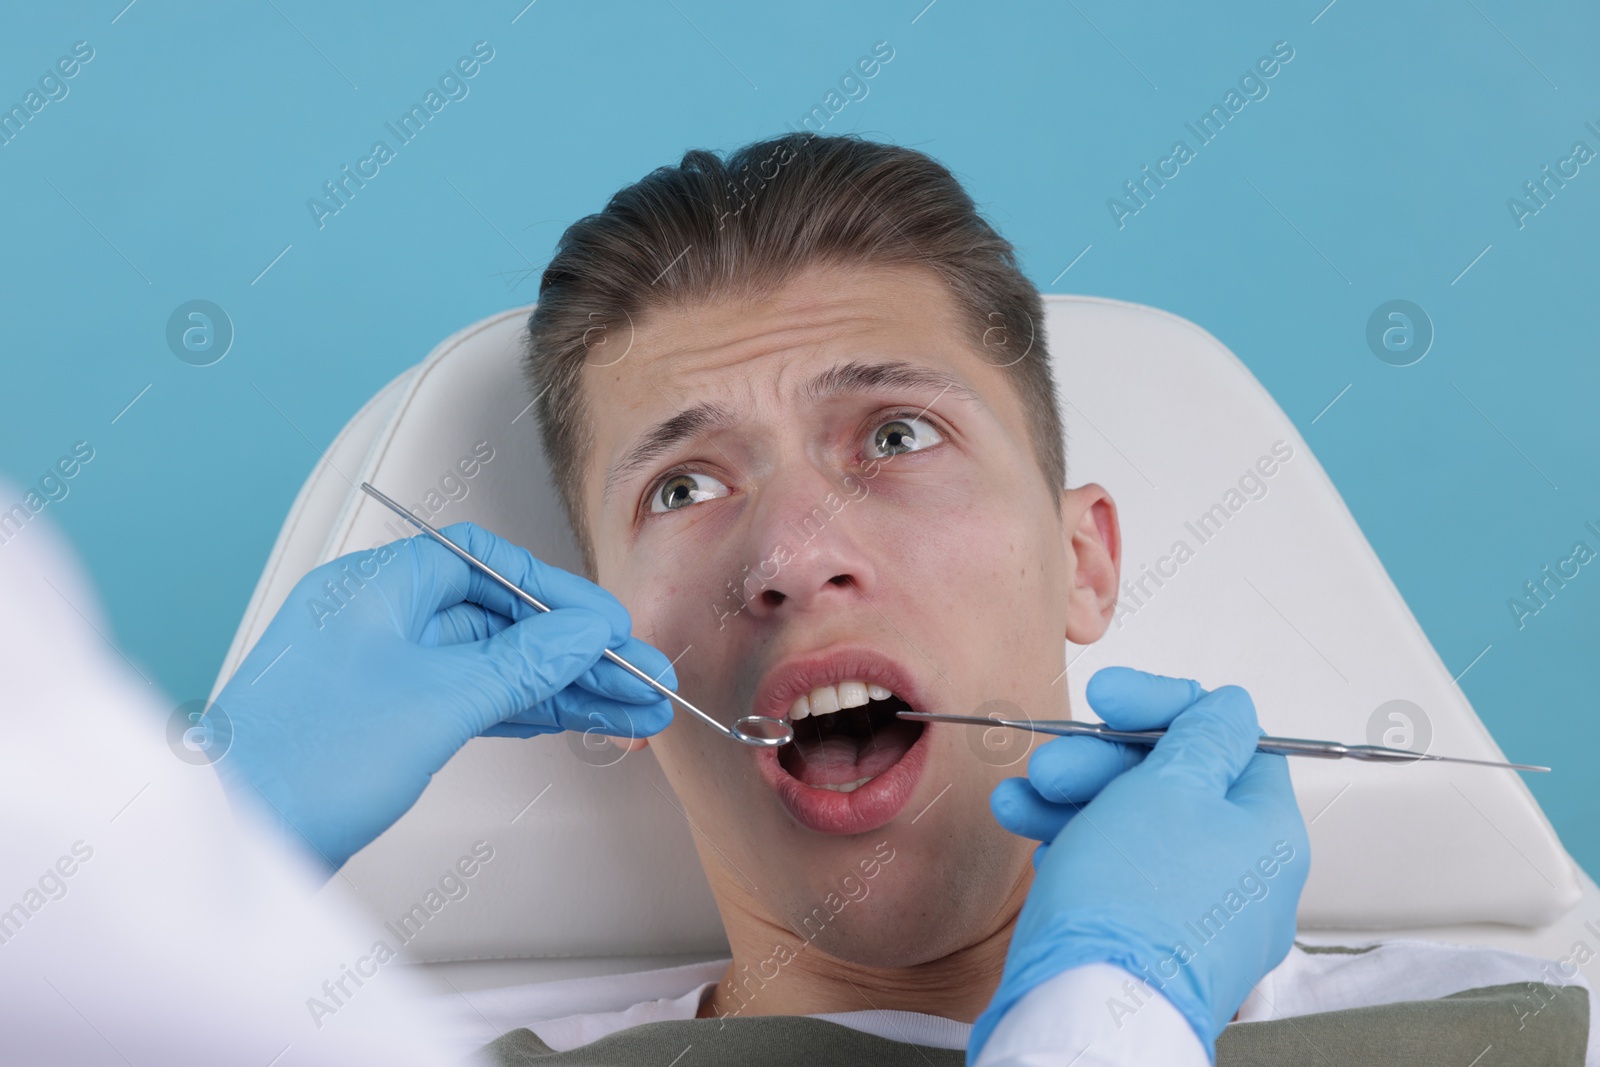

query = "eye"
[
  {"left": 650, "top": 471, "right": 730, "bottom": 513},
  {"left": 865, "top": 415, "right": 943, "bottom": 459}
]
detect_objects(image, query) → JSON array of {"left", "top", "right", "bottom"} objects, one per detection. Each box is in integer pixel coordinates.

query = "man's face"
[{"left": 581, "top": 263, "right": 1119, "bottom": 968}]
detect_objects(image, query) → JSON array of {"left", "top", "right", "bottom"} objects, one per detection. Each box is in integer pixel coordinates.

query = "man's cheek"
[
  {"left": 884, "top": 495, "right": 999, "bottom": 595},
  {"left": 618, "top": 538, "right": 739, "bottom": 628},
  {"left": 609, "top": 555, "right": 695, "bottom": 640}
]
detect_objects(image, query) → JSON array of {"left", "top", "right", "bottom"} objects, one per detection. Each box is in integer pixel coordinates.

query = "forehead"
[
  {"left": 577, "top": 262, "right": 987, "bottom": 496},
  {"left": 596, "top": 262, "right": 966, "bottom": 396}
]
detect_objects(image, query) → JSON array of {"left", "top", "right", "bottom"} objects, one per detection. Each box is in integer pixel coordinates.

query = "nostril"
[
  {"left": 761, "top": 589, "right": 785, "bottom": 608},
  {"left": 828, "top": 575, "right": 851, "bottom": 587}
]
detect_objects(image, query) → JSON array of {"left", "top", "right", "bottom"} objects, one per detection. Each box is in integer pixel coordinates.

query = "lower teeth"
[{"left": 814, "top": 776, "right": 874, "bottom": 793}]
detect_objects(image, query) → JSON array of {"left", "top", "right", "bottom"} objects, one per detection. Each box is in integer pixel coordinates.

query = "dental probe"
[
  {"left": 895, "top": 712, "right": 1550, "bottom": 772},
  {"left": 359, "top": 483, "right": 794, "bottom": 748}
]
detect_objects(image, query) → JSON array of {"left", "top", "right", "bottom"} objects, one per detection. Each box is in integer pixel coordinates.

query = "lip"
[{"left": 751, "top": 645, "right": 935, "bottom": 835}]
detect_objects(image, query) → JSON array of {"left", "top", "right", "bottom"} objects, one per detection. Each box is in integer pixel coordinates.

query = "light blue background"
[{"left": 2, "top": 2, "right": 1595, "bottom": 872}]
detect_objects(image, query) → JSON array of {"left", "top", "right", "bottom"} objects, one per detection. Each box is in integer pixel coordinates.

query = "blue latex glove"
[
  {"left": 214, "top": 522, "right": 675, "bottom": 871},
  {"left": 989, "top": 667, "right": 1210, "bottom": 854},
  {"left": 974, "top": 667, "right": 1310, "bottom": 1063}
]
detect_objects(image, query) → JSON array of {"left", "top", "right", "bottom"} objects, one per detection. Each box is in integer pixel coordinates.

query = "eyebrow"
[
  {"left": 801, "top": 360, "right": 979, "bottom": 408},
  {"left": 604, "top": 402, "right": 736, "bottom": 502},
  {"left": 603, "top": 360, "right": 979, "bottom": 501}
]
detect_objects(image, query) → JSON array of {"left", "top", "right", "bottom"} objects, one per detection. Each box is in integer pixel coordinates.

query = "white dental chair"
[{"left": 211, "top": 296, "right": 1596, "bottom": 998}]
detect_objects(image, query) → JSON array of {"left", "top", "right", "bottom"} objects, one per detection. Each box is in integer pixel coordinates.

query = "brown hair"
[{"left": 524, "top": 132, "right": 1063, "bottom": 576}]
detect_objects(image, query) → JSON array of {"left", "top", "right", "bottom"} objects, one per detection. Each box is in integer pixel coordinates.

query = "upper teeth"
[{"left": 788, "top": 681, "right": 894, "bottom": 720}]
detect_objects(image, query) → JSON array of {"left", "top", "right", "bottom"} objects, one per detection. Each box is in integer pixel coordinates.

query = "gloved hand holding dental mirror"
[{"left": 213, "top": 503, "right": 690, "bottom": 870}]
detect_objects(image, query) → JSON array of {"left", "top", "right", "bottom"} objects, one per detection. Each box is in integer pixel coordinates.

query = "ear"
[{"left": 1058, "top": 483, "right": 1121, "bottom": 645}]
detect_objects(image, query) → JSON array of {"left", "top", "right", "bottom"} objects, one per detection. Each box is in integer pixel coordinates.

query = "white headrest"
[{"left": 213, "top": 296, "right": 1580, "bottom": 962}]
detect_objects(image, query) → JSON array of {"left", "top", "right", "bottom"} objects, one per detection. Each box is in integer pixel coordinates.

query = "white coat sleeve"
[{"left": 974, "top": 964, "right": 1212, "bottom": 1067}]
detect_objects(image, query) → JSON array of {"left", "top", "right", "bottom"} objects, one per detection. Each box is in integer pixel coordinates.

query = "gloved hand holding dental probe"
[
  {"left": 213, "top": 522, "right": 676, "bottom": 873},
  {"left": 974, "top": 667, "right": 1311, "bottom": 1064}
]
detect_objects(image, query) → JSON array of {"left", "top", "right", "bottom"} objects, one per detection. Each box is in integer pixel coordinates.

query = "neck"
[{"left": 699, "top": 871, "right": 1031, "bottom": 1024}]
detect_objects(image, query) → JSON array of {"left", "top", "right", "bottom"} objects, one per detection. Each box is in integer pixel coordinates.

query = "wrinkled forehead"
[
  {"left": 605, "top": 264, "right": 964, "bottom": 391},
  {"left": 577, "top": 264, "right": 983, "bottom": 501}
]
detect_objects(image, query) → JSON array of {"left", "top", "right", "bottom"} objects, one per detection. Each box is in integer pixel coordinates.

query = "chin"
[{"left": 783, "top": 823, "right": 1032, "bottom": 969}]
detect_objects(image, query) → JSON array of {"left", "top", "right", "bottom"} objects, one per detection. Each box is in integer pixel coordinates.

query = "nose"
[{"left": 729, "top": 466, "right": 878, "bottom": 622}]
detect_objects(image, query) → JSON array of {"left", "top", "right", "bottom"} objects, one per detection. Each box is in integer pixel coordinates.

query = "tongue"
[{"left": 782, "top": 720, "right": 920, "bottom": 787}]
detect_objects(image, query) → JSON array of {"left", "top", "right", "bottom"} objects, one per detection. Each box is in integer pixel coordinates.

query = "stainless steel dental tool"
[
  {"left": 360, "top": 482, "right": 794, "bottom": 748},
  {"left": 895, "top": 711, "right": 1549, "bottom": 772}
]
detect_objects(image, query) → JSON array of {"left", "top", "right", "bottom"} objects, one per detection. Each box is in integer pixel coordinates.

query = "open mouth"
[
  {"left": 777, "top": 682, "right": 925, "bottom": 793},
  {"left": 752, "top": 652, "right": 934, "bottom": 835}
]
